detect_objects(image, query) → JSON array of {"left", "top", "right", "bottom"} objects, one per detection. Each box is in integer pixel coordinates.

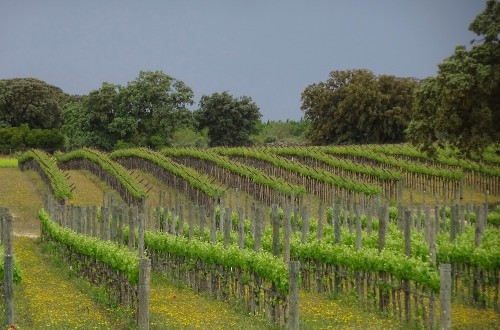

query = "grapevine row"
[
  {"left": 39, "top": 209, "right": 139, "bottom": 310},
  {"left": 320, "top": 145, "right": 464, "bottom": 199},
  {"left": 56, "top": 148, "right": 147, "bottom": 206},
  {"left": 161, "top": 148, "right": 306, "bottom": 205},
  {"left": 18, "top": 149, "right": 72, "bottom": 202},
  {"left": 213, "top": 147, "right": 381, "bottom": 207},
  {"left": 110, "top": 148, "right": 223, "bottom": 206},
  {"left": 267, "top": 146, "right": 402, "bottom": 200},
  {"left": 370, "top": 144, "right": 500, "bottom": 195}
]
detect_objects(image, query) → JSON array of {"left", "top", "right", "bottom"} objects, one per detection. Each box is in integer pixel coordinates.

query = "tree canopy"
[
  {"left": 0, "top": 78, "right": 68, "bottom": 129},
  {"left": 406, "top": 0, "right": 500, "bottom": 158},
  {"left": 301, "top": 69, "right": 417, "bottom": 145},
  {"left": 61, "top": 71, "right": 194, "bottom": 150},
  {"left": 194, "top": 91, "right": 262, "bottom": 147}
]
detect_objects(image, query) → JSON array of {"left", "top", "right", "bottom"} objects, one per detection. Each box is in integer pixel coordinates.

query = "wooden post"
[
  {"left": 317, "top": 202, "right": 324, "bottom": 242},
  {"left": 128, "top": 207, "right": 136, "bottom": 251},
  {"left": 429, "top": 210, "right": 436, "bottom": 266},
  {"left": 366, "top": 203, "right": 373, "bottom": 237},
  {"left": 1, "top": 208, "right": 14, "bottom": 326},
  {"left": 219, "top": 197, "right": 225, "bottom": 233},
  {"left": 450, "top": 204, "right": 458, "bottom": 242},
  {"left": 3, "top": 255, "right": 14, "bottom": 326},
  {"left": 272, "top": 204, "right": 280, "bottom": 257},
  {"left": 288, "top": 261, "right": 300, "bottom": 330},
  {"left": 333, "top": 202, "right": 341, "bottom": 244},
  {"left": 440, "top": 207, "right": 446, "bottom": 234},
  {"left": 254, "top": 206, "right": 262, "bottom": 252},
  {"left": 164, "top": 206, "right": 171, "bottom": 234},
  {"left": 155, "top": 206, "right": 161, "bottom": 231},
  {"left": 301, "top": 206, "right": 310, "bottom": 244},
  {"left": 101, "top": 207, "right": 109, "bottom": 240},
  {"left": 170, "top": 207, "right": 176, "bottom": 235},
  {"left": 188, "top": 205, "right": 194, "bottom": 240},
  {"left": 404, "top": 210, "right": 411, "bottom": 323},
  {"left": 178, "top": 205, "right": 184, "bottom": 236},
  {"left": 138, "top": 258, "right": 151, "bottom": 330},
  {"left": 284, "top": 205, "right": 291, "bottom": 263},
  {"left": 440, "top": 264, "right": 452, "bottom": 330},
  {"left": 237, "top": 207, "right": 245, "bottom": 249},
  {"left": 404, "top": 210, "right": 411, "bottom": 258},
  {"left": 223, "top": 208, "right": 231, "bottom": 247},
  {"left": 110, "top": 205, "right": 119, "bottom": 242},
  {"left": 210, "top": 205, "right": 217, "bottom": 244},
  {"left": 355, "top": 206, "right": 362, "bottom": 251},
  {"left": 199, "top": 206, "right": 205, "bottom": 239},
  {"left": 473, "top": 205, "right": 485, "bottom": 304},
  {"left": 378, "top": 205, "right": 387, "bottom": 252},
  {"left": 434, "top": 206, "right": 440, "bottom": 236},
  {"left": 1, "top": 208, "right": 13, "bottom": 256},
  {"left": 416, "top": 205, "right": 422, "bottom": 232},
  {"left": 474, "top": 205, "right": 485, "bottom": 247},
  {"left": 117, "top": 208, "right": 124, "bottom": 245},
  {"left": 138, "top": 202, "right": 145, "bottom": 258}
]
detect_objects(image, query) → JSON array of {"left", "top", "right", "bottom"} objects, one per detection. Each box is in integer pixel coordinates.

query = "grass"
[
  {"left": 14, "top": 237, "right": 123, "bottom": 329},
  {"left": 149, "top": 272, "right": 276, "bottom": 330},
  {"left": 65, "top": 170, "right": 122, "bottom": 206},
  {"left": 0, "top": 157, "right": 18, "bottom": 168},
  {"left": 0, "top": 168, "right": 46, "bottom": 236},
  {"left": 299, "top": 291, "right": 401, "bottom": 330}
]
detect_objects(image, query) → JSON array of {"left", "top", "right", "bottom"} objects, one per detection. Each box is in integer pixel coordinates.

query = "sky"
[{"left": 0, "top": 0, "right": 486, "bottom": 121}]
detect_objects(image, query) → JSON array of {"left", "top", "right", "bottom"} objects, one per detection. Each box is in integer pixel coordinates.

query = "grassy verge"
[
  {"left": 0, "top": 157, "right": 17, "bottom": 168},
  {"left": 149, "top": 272, "right": 276, "bottom": 330},
  {"left": 14, "top": 237, "right": 130, "bottom": 329}
]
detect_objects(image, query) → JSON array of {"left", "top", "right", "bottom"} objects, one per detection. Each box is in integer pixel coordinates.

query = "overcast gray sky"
[{"left": 0, "top": 0, "right": 485, "bottom": 121}]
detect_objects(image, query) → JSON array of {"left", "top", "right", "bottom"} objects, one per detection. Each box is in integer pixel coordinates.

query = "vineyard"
[{"left": 1, "top": 144, "right": 500, "bottom": 329}]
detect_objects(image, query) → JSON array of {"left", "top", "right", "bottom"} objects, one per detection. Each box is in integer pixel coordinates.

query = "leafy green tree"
[
  {"left": 194, "top": 91, "right": 262, "bottom": 147},
  {"left": 116, "top": 71, "right": 194, "bottom": 148},
  {"left": 301, "top": 70, "right": 417, "bottom": 145},
  {"left": 0, "top": 78, "right": 68, "bottom": 129},
  {"left": 406, "top": 0, "right": 500, "bottom": 157},
  {"left": 60, "top": 71, "right": 194, "bottom": 150},
  {"left": 60, "top": 83, "right": 120, "bottom": 150}
]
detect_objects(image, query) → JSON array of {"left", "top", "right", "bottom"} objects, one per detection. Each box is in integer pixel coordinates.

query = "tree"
[
  {"left": 301, "top": 69, "right": 417, "bottom": 145},
  {"left": 116, "top": 71, "right": 194, "bottom": 148},
  {"left": 195, "top": 92, "right": 262, "bottom": 147},
  {"left": 60, "top": 71, "right": 195, "bottom": 150},
  {"left": 0, "top": 78, "right": 68, "bottom": 129},
  {"left": 60, "top": 83, "right": 121, "bottom": 150},
  {"left": 406, "top": 0, "right": 500, "bottom": 158},
  {"left": 60, "top": 101, "right": 90, "bottom": 149}
]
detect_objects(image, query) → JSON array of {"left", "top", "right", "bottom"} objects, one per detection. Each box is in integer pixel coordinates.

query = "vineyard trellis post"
[
  {"left": 288, "top": 260, "right": 300, "bottom": 330},
  {"left": 137, "top": 198, "right": 150, "bottom": 329},
  {"left": 1, "top": 207, "right": 14, "bottom": 327},
  {"left": 138, "top": 258, "right": 151, "bottom": 330},
  {"left": 440, "top": 263, "right": 452, "bottom": 330}
]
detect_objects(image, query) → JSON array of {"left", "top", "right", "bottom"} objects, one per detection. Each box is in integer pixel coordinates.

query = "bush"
[{"left": 0, "top": 125, "right": 64, "bottom": 153}]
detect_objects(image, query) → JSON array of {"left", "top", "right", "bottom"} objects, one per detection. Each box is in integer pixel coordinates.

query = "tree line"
[{"left": 0, "top": 0, "right": 497, "bottom": 157}]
